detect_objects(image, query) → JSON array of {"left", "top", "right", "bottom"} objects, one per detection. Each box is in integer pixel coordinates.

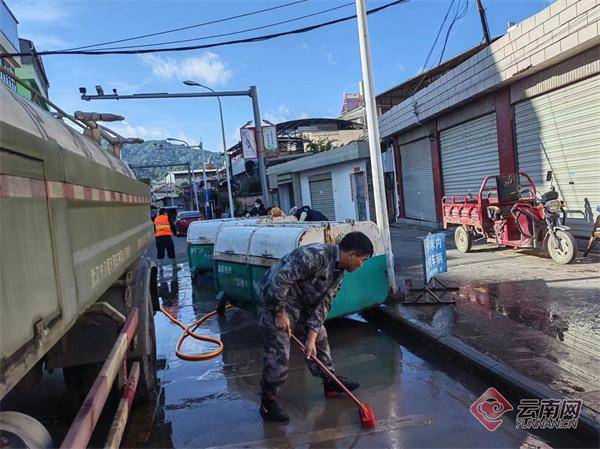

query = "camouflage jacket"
[{"left": 257, "top": 244, "right": 345, "bottom": 331}]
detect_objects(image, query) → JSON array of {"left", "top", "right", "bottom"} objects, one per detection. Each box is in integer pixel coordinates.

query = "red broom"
[{"left": 290, "top": 334, "right": 376, "bottom": 429}]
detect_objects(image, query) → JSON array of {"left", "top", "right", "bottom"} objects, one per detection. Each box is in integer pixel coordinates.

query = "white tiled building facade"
[{"left": 380, "top": 0, "right": 599, "bottom": 248}]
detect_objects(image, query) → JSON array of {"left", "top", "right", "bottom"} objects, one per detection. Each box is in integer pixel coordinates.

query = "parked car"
[{"left": 175, "top": 211, "right": 203, "bottom": 236}]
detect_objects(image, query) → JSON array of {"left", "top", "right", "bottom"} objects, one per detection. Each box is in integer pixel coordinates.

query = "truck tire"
[
  {"left": 133, "top": 299, "right": 158, "bottom": 403},
  {"left": 547, "top": 229, "right": 577, "bottom": 264},
  {"left": 454, "top": 226, "right": 473, "bottom": 253}
]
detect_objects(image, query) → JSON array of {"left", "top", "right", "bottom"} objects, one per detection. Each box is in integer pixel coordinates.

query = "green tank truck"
[{"left": 0, "top": 81, "right": 158, "bottom": 447}]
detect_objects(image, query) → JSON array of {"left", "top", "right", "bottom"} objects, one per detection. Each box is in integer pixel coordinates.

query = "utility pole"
[
  {"left": 250, "top": 86, "right": 271, "bottom": 208},
  {"left": 187, "top": 163, "right": 193, "bottom": 210},
  {"left": 476, "top": 0, "right": 492, "bottom": 45},
  {"left": 355, "top": 0, "right": 397, "bottom": 293},
  {"left": 202, "top": 157, "right": 209, "bottom": 218}
]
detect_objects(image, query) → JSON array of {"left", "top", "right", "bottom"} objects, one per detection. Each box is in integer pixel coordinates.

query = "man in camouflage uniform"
[{"left": 257, "top": 232, "right": 374, "bottom": 423}]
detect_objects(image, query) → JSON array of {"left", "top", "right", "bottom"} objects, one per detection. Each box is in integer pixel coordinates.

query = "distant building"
[
  {"left": 163, "top": 165, "right": 225, "bottom": 188},
  {"left": 0, "top": 1, "right": 20, "bottom": 92},
  {"left": 0, "top": 2, "right": 50, "bottom": 106},
  {"left": 276, "top": 118, "right": 364, "bottom": 153},
  {"left": 16, "top": 38, "right": 50, "bottom": 108},
  {"left": 267, "top": 141, "right": 397, "bottom": 221}
]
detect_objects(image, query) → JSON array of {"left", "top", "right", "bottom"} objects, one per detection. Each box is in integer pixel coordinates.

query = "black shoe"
[
  {"left": 324, "top": 376, "right": 360, "bottom": 398},
  {"left": 260, "top": 397, "right": 289, "bottom": 423}
]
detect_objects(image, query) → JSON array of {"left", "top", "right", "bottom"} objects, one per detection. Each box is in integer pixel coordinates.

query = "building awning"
[{"left": 267, "top": 141, "right": 370, "bottom": 176}]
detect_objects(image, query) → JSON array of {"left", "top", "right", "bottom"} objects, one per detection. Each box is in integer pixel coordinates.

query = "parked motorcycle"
[
  {"left": 512, "top": 172, "right": 576, "bottom": 264},
  {"left": 442, "top": 171, "right": 578, "bottom": 264}
]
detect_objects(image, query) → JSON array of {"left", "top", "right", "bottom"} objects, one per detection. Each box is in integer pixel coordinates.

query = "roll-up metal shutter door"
[
  {"left": 400, "top": 137, "right": 436, "bottom": 221},
  {"left": 309, "top": 173, "right": 335, "bottom": 220},
  {"left": 440, "top": 113, "right": 500, "bottom": 196},
  {"left": 515, "top": 75, "right": 600, "bottom": 241}
]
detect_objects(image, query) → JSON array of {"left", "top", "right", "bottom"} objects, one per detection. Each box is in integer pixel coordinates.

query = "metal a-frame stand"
[{"left": 405, "top": 276, "right": 457, "bottom": 305}]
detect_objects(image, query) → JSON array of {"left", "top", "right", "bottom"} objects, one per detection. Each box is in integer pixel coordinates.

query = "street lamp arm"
[{"left": 183, "top": 79, "right": 236, "bottom": 218}]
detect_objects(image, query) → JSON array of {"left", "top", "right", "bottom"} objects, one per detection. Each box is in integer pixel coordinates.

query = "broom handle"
[{"left": 290, "top": 333, "right": 366, "bottom": 411}]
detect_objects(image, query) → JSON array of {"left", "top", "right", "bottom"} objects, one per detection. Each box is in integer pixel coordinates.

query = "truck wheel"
[
  {"left": 0, "top": 411, "right": 53, "bottom": 449},
  {"left": 454, "top": 227, "right": 473, "bottom": 253},
  {"left": 133, "top": 300, "right": 158, "bottom": 403},
  {"left": 548, "top": 230, "right": 577, "bottom": 264}
]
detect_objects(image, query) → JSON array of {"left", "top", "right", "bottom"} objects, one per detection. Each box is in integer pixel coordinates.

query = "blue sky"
[{"left": 9, "top": 0, "right": 551, "bottom": 153}]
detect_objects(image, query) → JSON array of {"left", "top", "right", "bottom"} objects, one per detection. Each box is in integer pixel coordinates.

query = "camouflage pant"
[{"left": 259, "top": 311, "right": 334, "bottom": 398}]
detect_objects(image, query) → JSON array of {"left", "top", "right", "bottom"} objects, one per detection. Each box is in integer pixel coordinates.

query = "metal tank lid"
[
  {"left": 214, "top": 226, "right": 260, "bottom": 255},
  {"left": 0, "top": 83, "right": 132, "bottom": 177},
  {"left": 187, "top": 219, "right": 236, "bottom": 244},
  {"left": 248, "top": 226, "right": 324, "bottom": 259}
]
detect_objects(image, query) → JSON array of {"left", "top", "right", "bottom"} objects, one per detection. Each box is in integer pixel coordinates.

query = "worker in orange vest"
[{"left": 154, "top": 208, "right": 176, "bottom": 267}]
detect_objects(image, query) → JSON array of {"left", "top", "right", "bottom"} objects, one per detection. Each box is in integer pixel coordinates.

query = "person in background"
[
  {"left": 293, "top": 205, "right": 329, "bottom": 222},
  {"left": 250, "top": 198, "right": 268, "bottom": 216},
  {"left": 153, "top": 208, "right": 176, "bottom": 269}
]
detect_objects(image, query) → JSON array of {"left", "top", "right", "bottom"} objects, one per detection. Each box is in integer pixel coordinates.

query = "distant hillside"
[{"left": 120, "top": 140, "right": 225, "bottom": 181}]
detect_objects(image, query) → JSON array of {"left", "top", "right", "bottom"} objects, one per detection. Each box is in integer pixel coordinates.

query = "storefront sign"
[
  {"left": 262, "top": 125, "right": 278, "bottom": 157},
  {"left": 241, "top": 128, "right": 257, "bottom": 159}
]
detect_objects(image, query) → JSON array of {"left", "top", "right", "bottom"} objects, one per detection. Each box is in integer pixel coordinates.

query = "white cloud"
[
  {"left": 300, "top": 42, "right": 309, "bottom": 49},
  {"left": 326, "top": 52, "right": 337, "bottom": 66},
  {"left": 108, "top": 121, "right": 165, "bottom": 141},
  {"left": 108, "top": 121, "right": 201, "bottom": 146},
  {"left": 20, "top": 33, "right": 68, "bottom": 50},
  {"left": 397, "top": 63, "right": 406, "bottom": 72},
  {"left": 139, "top": 52, "right": 232, "bottom": 86},
  {"left": 8, "top": 0, "right": 69, "bottom": 23},
  {"left": 264, "top": 105, "right": 308, "bottom": 124}
]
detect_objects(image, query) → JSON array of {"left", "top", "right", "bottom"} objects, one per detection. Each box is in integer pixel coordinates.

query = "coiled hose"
[{"left": 160, "top": 305, "right": 232, "bottom": 361}]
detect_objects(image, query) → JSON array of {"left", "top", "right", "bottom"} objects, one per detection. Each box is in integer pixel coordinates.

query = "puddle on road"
[{"left": 452, "top": 282, "right": 600, "bottom": 360}]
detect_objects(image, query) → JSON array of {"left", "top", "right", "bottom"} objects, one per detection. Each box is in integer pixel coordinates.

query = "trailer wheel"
[
  {"left": 133, "top": 300, "right": 158, "bottom": 403},
  {"left": 455, "top": 226, "right": 473, "bottom": 253}
]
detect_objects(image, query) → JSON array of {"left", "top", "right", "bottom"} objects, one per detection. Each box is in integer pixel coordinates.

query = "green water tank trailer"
[
  {"left": 0, "top": 81, "right": 158, "bottom": 440},
  {"left": 212, "top": 221, "right": 389, "bottom": 319}
]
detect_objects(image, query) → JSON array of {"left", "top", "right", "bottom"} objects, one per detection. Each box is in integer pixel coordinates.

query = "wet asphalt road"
[
  {"left": 124, "top": 237, "right": 587, "bottom": 449},
  {"left": 0, "top": 235, "right": 590, "bottom": 448}
]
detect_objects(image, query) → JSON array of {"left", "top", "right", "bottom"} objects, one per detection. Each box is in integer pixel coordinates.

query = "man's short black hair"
[
  {"left": 159, "top": 208, "right": 167, "bottom": 214},
  {"left": 339, "top": 232, "right": 374, "bottom": 257}
]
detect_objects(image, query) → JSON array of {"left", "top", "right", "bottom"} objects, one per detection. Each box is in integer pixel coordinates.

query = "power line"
[
  {"left": 1, "top": 0, "right": 409, "bottom": 57},
  {"left": 410, "top": 0, "right": 457, "bottom": 97},
  {"left": 437, "top": 0, "right": 469, "bottom": 65},
  {"left": 64, "top": 0, "right": 308, "bottom": 51},
  {"left": 93, "top": 2, "right": 355, "bottom": 51}
]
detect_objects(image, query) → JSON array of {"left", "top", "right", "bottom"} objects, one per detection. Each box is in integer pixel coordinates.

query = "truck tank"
[{"left": 0, "top": 82, "right": 154, "bottom": 399}]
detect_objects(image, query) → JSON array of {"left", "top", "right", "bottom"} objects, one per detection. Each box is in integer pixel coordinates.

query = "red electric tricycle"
[{"left": 442, "top": 172, "right": 577, "bottom": 264}]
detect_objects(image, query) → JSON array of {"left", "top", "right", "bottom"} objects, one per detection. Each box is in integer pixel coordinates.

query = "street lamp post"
[
  {"left": 183, "top": 80, "right": 236, "bottom": 218},
  {"left": 166, "top": 138, "right": 205, "bottom": 215}
]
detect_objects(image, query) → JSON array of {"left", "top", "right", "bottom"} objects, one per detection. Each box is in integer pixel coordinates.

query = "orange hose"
[{"left": 160, "top": 305, "right": 232, "bottom": 361}]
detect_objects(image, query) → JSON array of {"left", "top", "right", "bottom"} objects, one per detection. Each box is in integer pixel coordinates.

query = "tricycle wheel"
[
  {"left": 547, "top": 229, "right": 577, "bottom": 264},
  {"left": 454, "top": 226, "right": 473, "bottom": 253}
]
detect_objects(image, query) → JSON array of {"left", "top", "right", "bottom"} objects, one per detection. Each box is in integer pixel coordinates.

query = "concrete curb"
[{"left": 371, "top": 303, "right": 600, "bottom": 442}]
